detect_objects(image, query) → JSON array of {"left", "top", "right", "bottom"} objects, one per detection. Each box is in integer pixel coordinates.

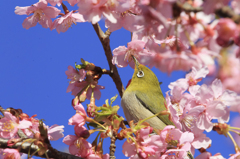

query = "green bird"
[
  {"left": 121, "top": 56, "right": 194, "bottom": 159},
  {"left": 121, "top": 56, "right": 174, "bottom": 130}
]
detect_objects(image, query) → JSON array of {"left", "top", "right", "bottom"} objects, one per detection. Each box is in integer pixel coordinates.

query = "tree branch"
[
  {"left": 92, "top": 23, "right": 125, "bottom": 98},
  {"left": 109, "top": 132, "right": 116, "bottom": 159},
  {"left": 0, "top": 138, "right": 82, "bottom": 159}
]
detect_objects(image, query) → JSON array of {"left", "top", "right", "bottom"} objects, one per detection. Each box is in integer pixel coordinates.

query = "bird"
[
  {"left": 121, "top": 56, "right": 174, "bottom": 130},
  {"left": 121, "top": 56, "right": 194, "bottom": 159}
]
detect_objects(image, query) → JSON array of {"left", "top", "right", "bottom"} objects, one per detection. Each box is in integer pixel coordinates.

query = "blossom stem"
[
  {"left": 229, "top": 126, "right": 240, "bottom": 131},
  {"left": 229, "top": 129, "right": 240, "bottom": 136},
  {"left": 227, "top": 132, "right": 240, "bottom": 153},
  {"left": 90, "top": 119, "right": 106, "bottom": 130}
]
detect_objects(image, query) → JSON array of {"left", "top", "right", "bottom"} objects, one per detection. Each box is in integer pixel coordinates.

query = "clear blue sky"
[{"left": 0, "top": 1, "right": 239, "bottom": 158}]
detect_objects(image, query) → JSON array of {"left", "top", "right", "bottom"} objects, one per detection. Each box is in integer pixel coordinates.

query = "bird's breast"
[{"left": 121, "top": 91, "right": 166, "bottom": 130}]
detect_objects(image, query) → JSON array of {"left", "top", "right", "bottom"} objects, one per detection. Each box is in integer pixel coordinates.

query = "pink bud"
[{"left": 216, "top": 18, "right": 237, "bottom": 41}]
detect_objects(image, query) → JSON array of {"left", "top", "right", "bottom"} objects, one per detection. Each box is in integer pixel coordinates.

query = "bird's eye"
[{"left": 137, "top": 70, "right": 144, "bottom": 78}]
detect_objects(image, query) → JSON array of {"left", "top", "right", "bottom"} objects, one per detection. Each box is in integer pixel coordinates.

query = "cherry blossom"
[
  {"left": 112, "top": 40, "right": 153, "bottom": 68},
  {"left": 69, "top": 103, "right": 87, "bottom": 127},
  {"left": 0, "top": 112, "right": 32, "bottom": 139},
  {"left": 65, "top": 65, "right": 86, "bottom": 84},
  {"left": 63, "top": 134, "right": 92, "bottom": 157},
  {"left": 1, "top": 149, "right": 21, "bottom": 159},
  {"left": 122, "top": 127, "right": 166, "bottom": 159},
  {"left": 169, "top": 66, "right": 209, "bottom": 92},
  {"left": 15, "top": 0, "right": 60, "bottom": 29},
  {"left": 47, "top": 124, "right": 64, "bottom": 141},
  {"left": 215, "top": 18, "right": 237, "bottom": 46},
  {"left": 70, "top": 81, "right": 105, "bottom": 100},
  {"left": 77, "top": 0, "right": 117, "bottom": 24},
  {"left": 160, "top": 126, "right": 194, "bottom": 159},
  {"left": 51, "top": 11, "right": 85, "bottom": 33}
]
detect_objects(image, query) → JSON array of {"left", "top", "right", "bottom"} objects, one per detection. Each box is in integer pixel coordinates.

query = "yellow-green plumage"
[
  {"left": 121, "top": 61, "right": 194, "bottom": 159},
  {"left": 121, "top": 63, "right": 174, "bottom": 130}
]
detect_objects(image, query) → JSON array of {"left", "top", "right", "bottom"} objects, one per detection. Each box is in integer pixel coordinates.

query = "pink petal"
[
  {"left": 43, "top": 6, "right": 61, "bottom": 18},
  {"left": 63, "top": 135, "right": 77, "bottom": 145},
  {"left": 127, "top": 40, "right": 146, "bottom": 52},
  {"left": 122, "top": 141, "right": 136, "bottom": 157},
  {"left": 72, "top": 13, "right": 85, "bottom": 22},
  {"left": 211, "top": 79, "right": 223, "bottom": 98},
  {"left": 48, "top": 124, "right": 64, "bottom": 141},
  {"left": 34, "top": 0, "right": 48, "bottom": 9},
  {"left": 179, "top": 132, "right": 194, "bottom": 145},
  {"left": 192, "top": 134, "right": 211, "bottom": 149},
  {"left": 69, "top": 144, "right": 79, "bottom": 155},
  {"left": 39, "top": 16, "right": 52, "bottom": 28},
  {"left": 15, "top": 6, "right": 31, "bottom": 15},
  {"left": 102, "top": 12, "right": 117, "bottom": 23},
  {"left": 18, "top": 120, "right": 32, "bottom": 129},
  {"left": 22, "top": 16, "right": 38, "bottom": 29},
  {"left": 207, "top": 101, "right": 226, "bottom": 118},
  {"left": 69, "top": 114, "right": 85, "bottom": 126}
]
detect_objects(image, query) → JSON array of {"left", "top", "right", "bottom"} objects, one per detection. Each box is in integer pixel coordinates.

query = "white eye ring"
[{"left": 137, "top": 70, "right": 144, "bottom": 78}]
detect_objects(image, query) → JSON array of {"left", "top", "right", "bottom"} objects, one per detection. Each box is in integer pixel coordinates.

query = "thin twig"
[{"left": 92, "top": 23, "right": 125, "bottom": 97}]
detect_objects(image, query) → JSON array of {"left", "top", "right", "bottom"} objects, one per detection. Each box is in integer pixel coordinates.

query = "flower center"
[
  {"left": 33, "top": 9, "right": 43, "bottom": 23},
  {"left": 3, "top": 120, "right": 15, "bottom": 132}
]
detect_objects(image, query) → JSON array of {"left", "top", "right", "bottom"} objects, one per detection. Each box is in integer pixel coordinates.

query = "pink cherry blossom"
[
  {"left": 122, "top": 127, "right": 167, "bottom": 159},
  {"left": 69, "top": 103, "right": 87, "bottom": 127},
  {"left": 2, "top": 149, "right": 21, "bottom": 159},
  {"left": 63, "top": 135, "right": 92, "bottom": 157},
  {"left": 70, "top": 81, "right": 105, "bottom": 100},
  {"left": 51, "top": 11, "right": 85, "bottom": 33},
  {"left": 21, "top": 115, "right": 39, "bottom": 137},
  {"left": 191, "top": 128, "right": 212, "bottom": 150},
  {"left": 47, "top": 124, "right": 64, "bottom": 141},
  {"left": 15, "top": 0, "right": 60, "bottom": 29},
  {"left": 105, "top": 12, "right": 137, "bottom": 32},
  {"left": 169, "top": 66, "right": 209, "bottom": 92},
  {"left": 215, "top": 18, "right": 237, "bottom": 46},
  {"left": 160, "top": 126, "right": 194, "bottom": 159},
  {"left": 74, "top": 125, "right": 89, "bottom": 138},
  {"left": 77, "top": 0, "right": 116, "bottom": 24},
  {"left": 0, "top": 112, "right": 32, "bottom": 139},
  {"left": 112, "top": 40, "right": 154, "bottom": 68},
  {"left": 65, "top": 65, "right": 86, "bottom": 84},
  {"left": 189, "top": 83, "right": 229, "bottom": 132}
]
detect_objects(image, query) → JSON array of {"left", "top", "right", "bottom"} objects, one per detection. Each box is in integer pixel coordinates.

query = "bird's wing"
[{"left": 135, "top": 89, "right": 174, "bottom": 126}]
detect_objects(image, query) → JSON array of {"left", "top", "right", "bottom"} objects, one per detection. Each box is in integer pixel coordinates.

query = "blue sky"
[{"left": 0, "top": 1, "right": 239, "bottom": 159}]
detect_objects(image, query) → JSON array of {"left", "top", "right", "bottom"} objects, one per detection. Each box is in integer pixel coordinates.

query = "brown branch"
[
  {"left": 92, "top": 23, "right": 125, "bottom": 98},
  {"left": 0, "top": 138, "right": 82, "bottom": 159},
  {"left": 109, "top": 133, "right": 116, "bottom": 159}
]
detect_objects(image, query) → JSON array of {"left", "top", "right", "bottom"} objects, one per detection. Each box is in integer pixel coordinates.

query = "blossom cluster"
[
  {"left": 13, "top": 0, "right": 240, "bottom": 158},
  {"left": 63, "top": 99, "right": 110, "bottom": 159},
  {"left": 0, "top": 108, "right": 64, "bottom": 158},
  {"left": 15, "top": 0, "right": 240, "bottom": 91}
]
